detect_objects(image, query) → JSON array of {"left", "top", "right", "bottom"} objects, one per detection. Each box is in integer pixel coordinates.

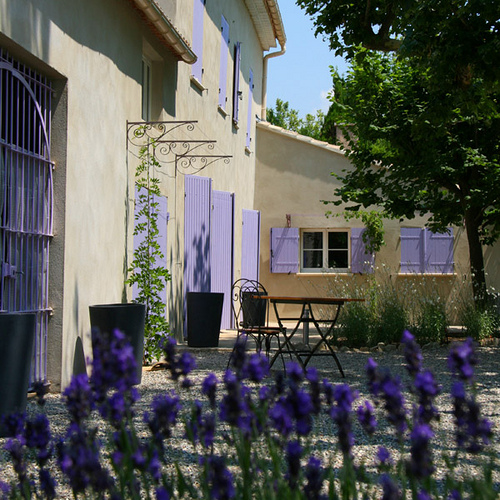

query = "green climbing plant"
[{"left": 126, "top": 138, "right": 171, "bottom": 363}]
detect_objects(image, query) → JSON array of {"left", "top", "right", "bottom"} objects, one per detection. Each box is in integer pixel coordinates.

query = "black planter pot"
[
  {"left": 89, "top": 303, "right": 146, "bottom": 383},
  {"left": 0, "top": 312, "right": 36, "bottom": 437},
  {"left": 187, "top": 292, "right": 223, "bottom": 347}
]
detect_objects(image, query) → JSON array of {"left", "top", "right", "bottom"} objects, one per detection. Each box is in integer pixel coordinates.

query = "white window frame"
[
  {"left": 141, "top": 57, "right": 152, "bottom": 121},
  {"left": 300, "top": 229, "right": 350, "bottom": 273}
]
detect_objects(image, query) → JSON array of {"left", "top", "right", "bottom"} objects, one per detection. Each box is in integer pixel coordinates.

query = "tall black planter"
[
  {"left": 187, "top": 292, "right": 223, "bottom": 347},
  {"left": 0, "top": 312, "right": 36, "bottom": 437},
  {"left": 89, "top": 303, "right": 146, "bottom": 383}
]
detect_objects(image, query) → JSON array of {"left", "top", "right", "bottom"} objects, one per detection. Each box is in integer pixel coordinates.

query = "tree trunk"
[{"left": 463, "top": 207, "right": 487, "bottom": 308}]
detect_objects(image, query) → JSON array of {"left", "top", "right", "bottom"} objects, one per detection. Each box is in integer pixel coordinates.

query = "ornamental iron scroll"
[{"left": 127, "top": 120, "right": 232, "bottom": 174}]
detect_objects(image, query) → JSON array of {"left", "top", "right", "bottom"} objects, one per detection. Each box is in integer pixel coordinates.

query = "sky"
[{"left": 266, "top": 1, "right": 348, "bottom": 118}]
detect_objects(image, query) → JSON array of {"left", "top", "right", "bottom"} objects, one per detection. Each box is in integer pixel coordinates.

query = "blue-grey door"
[{"left": 241, "top": 209, "right": 260, "bottom": 282}]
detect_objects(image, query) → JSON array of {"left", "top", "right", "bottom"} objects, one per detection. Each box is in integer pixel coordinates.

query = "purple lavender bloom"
[
  {"left": 228, "top": 335, "right": 248, "bottom": 376},
  {"left": 286, "top": 362, "right": 304, "bottom": 384},
  {"left": 285, "top": 440, "right": 302, "bottom": 488},
  {"left": 330, "top": 384, "right": 358, "bottom": 457},
  {"left": 144, "top": 391, "right": 181, "bottom": 445},
  {"left": 448, "top": 489, "right": 462, "bottom": 500},
  {"left": 380, "top": 474, "right": 402, "bottom": 500},
  {"left": 24, "top": 414, "right": 52, "bottom": 464},
  {"left": 406, "top": 424, "right": 435, "bottom": 479},
  {"left": 259, "top": 385, "right": 271, "bottom": 403},
  {"left": 304, "top": 456, "right": 325, "bottom": 500},
  {"left": 357, "top": 400, "right": 377, "bottom": 435},
  {"left": 63, "top": 373, "right": 95, "bottom": 424},
  {"left": 366, "top": 357, "right": 382, "bottom": 397},
  {"left": 178, "top": 351, "right": 197, "bottom": 376},
  {"left": 417, "top": 490, "right": 432, "bottom": 500},
  {"left": 39, "top": 468, "right": 57, "bottom": 499},
  {"left": 451, "top": 381, "right": 493, "bottom": 453},
  {"left": 242, "top": 352, "right": 270, "bottom": 382},
  {"left": 376, "top": 446, "right": 393, "bottom": 467},
  {"left": 322, "top": 379, "right": 335, "bottom": 406},
  {"left": 162, "top": 337, "right": 197, "bottom": 384},
  {"left": 401, "top": 330, "right": 423, "bottom": 378},
  {"left": 269, "top": 398, "right": 294, "bottom": 437},
  {"left": 380, "top": 374, "right": 407, "bottom": 437},
  {"left": 202, "top": 373, "right": 219, "bottom": 408},
  {"left": 448, "top": 337, "right": 477, "bottom": 382},
  {"left": 5, "top": 438, "right": 28, "bottom": 485},
  {"left": 156, "top": 486, "right": 171, "bottom": 500},
  {"left": 205, "top": 455, "right": 235, "bottom": 500},
  {"left": 2, "top": 412, "right": 25, "bottom": 438},
  {"left": 414, "top": 370, "right": 441, "bottom": 425},
  {"left": 306, "top": 367, "right": 322, "bottom": 415}
]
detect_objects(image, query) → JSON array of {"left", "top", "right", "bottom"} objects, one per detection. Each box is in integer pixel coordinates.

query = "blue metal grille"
[{"left": 0, "top": 49, "right": 53, "bottom": 384}]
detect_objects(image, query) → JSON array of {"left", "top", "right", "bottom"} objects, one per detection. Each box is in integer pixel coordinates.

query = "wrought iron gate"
[{"left": 0, "top": 49, "right": 53, "bottom": 384}]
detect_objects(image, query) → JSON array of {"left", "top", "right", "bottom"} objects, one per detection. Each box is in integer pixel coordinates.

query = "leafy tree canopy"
[
  {"left": 266, "top": 98, "right": 326, "bottom": 141},
  {"left": 297, "top": 0, "right": 500, "bottom": 302}
]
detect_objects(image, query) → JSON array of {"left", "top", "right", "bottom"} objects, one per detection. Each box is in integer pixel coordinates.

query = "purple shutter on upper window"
[
  {"left": 246, "top": 68, "right": 253, "bottom": 149},
  {"left": 218, "top": 15, "right": 230, "bottom": 109},
  {"left": 184, "top": 175, "right": 212, "bottom": 294},
  {"left": 211, "top": 190, "right": 234, "bottom": 329},
  {"left": 270, "top": 227, "right": 299, "bottom": 273},
  {"left": 232, "top": 42, "right": 241, "bottom": 124},
  {"left": 191, "top": 0, "right": 204, "bottom": 81},
  {"left": 425, "top": 228, "right": 454, "bottom": 273},
  {"left": 351, "top": 228, "right": 375, "bottom": 273},
  {"left": 241, "top": 209, "right": 260, "bottom": 281},
  {"left": 400, "top": 228, "right": 424, "bottom": 273}
]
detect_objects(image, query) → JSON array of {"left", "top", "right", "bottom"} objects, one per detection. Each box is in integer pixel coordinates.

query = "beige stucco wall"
[
  {"left": 255, "top": 122, "right": 478, "bottom": 322},
  {"left": 1, "top": 0, "right": 276, "bottom": 389}
]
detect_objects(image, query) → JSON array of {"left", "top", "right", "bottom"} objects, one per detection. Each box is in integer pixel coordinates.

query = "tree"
[
  {"left": 298, "top": 0, "right": 500, "bottom": 303},
  {"left": 266, "top": 98, "right": 326, "bottom": 141}
]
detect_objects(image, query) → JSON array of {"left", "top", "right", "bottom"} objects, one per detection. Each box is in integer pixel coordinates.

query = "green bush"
[
  {"left": 461, "top": 303, "right": 498, "bottom": 341},
  {"left": 412, "top": 297, "right": 448, "bottom": 344}
]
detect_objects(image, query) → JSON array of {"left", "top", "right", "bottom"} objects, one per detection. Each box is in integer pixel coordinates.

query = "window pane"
[
  {"left": 328, "top": 250, "right": 348, "bottom": 269},
  {"left": 303, "top": 250, "right": 323, "bottom": 268},
  {"left": 303, "top": 232, "right": 323, "bottom": 250},
  {"left": 328, "top": 231, "right": 348, "bottom": 249}
]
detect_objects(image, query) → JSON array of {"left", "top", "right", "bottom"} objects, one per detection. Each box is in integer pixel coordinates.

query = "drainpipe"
[{"left": 261, "top": 41, "right": 286, "bottom": 121}]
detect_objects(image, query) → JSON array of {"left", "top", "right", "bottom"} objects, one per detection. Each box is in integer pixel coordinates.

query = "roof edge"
[
  {"left": 265, "top": 0, "right": 286, "bottom": 48},
  {"left": 129, "top": 0, "right": 197, "bottom": 64},
  {"left": 256, "top": 120, "right": 345, "bottom": 156}
]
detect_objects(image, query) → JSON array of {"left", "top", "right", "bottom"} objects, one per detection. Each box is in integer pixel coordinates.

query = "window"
[
  {"left": 270, "top": 227, "right": 374, "bottom": 274},
  {"left": 400, "top": 227, "right": 454, "bottom": 274},
  {"left": 218, "top": 15, "right": 230, "bottom": 110},
  {"left": 191, "top": 0, "right": 205, "bottom": 83},
  {"left": 141, "top": 57, "right": 152, "bottom": 121},
  {"left": 232, "top": 41, "right": 242, "bottom": 125},
  {"left": 246, "top": 68, "right": 254, "bottom": 150}
]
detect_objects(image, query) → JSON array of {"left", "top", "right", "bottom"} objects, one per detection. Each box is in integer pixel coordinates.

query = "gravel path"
[{"left": 1, "top": 343, "right": 499, "bottom": 498}]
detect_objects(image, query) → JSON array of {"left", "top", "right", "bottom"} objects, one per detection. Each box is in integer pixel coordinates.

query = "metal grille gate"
[{"left": 0, "top": 49, "right": 53, "bottom": 384}]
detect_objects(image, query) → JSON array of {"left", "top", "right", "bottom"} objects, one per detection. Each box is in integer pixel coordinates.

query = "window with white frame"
[
  {"left": 191, "top": 0, "right": 205, "bottom": 83},
  {"left": 141, "top": 57, "right": 152, "bottom": 121},
  {"left": 270, "top": 227, "right": 374, "bottom": 274}
]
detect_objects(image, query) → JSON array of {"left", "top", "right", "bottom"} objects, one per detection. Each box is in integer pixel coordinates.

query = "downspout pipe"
[{"left": 261, "top": 42, "right": 286, "bottom": 121}]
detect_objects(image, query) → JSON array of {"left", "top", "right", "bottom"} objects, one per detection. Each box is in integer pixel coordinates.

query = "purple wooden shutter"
[
  {"left": 232, "top": 42, "right": 241, "bottom": 123},
  {"left": 211, "top": 191, "right": 234, "bottom": 329},
  {"left": 351, "top": 228, "right": 375, "bottom": 273},
  {"left": 270, "top": 227, "right": 299, "bottom": 273},
  {"left": 241, "top": 209, "right": 260, "bottom": 281},
  {"left": 218, "top": 15, "right": 230, "bottom": 108},
  {"left": 191, "top": 0, "right": 204, "bottom": 81},
  {"left": 184, "top": 175, "right": 212, "bottom": 294},
  {"left": 400, "top": 228, "right": 424, "bottom": 273},
  {"left": 425, "top": 228, "right": 454, "bottom": 273},
  {"left": 246, "top": 69, "right": 254, "bottom": 149}
]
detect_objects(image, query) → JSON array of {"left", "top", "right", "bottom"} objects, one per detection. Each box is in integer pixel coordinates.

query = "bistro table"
[{"left": 255, "top": 296, "right": 365, "bottom": 377}]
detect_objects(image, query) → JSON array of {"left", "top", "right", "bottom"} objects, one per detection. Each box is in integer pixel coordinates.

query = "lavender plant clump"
[{"left": 0, "top": 329, "right": 497, "bottom": 499}]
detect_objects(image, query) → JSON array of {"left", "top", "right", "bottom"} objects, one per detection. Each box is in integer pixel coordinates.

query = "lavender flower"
[
  {"left": 306, "top": 367, "right": 322, "bottom": 415},
  {"left": 24, "top": 414, "right": 52, "bottom": 464},
  {"left": 304, "top": 456, "right": 325, "bottom": 500},
  {"left": 357, "top": 400, "right": 377, "bottom": 435},
  {"left": 380, "top": 473, "right": 402, "bottom": 500},
  {"left": 413, "top": 369, "right": 441, "bottom": 425},
  {"left": 285, "top": 440, "right": 302, "bottom": 489},
  {"left": 330, "top": 384, "right": 358, "bottom": 457},
  {"left": 417, "top": 490, "right": 432, "bottom": 500},
  {"left": 204, "top": 455, "right": 235, "bottom": 500},
  {"left": 39, "top": 468, "right": 57, "bottom": 499},
  {"left": 202, "top": 373, "right": 219, "bottom": 407},
  {"left": 406, "top": 424, "right": 435, "bottom": 479},
  {"left": 379, "top": 374, "right": 407, "bottom": 437},
  {"left": 162, "top": 337, "right": 197, "bottom": 384},
  {"left": 242, "top": 352, "right": 270, "bottom": 382},
  {"left": 401, "top": 330, "right": 423, "bottom": 378},
  {"left": 63, "top": 373, "right": 95, "bottom": 424},
  {"left": 448, "top": 337, "right": 477, "bottom": 382},
  {"left": 144, "top": 391, "right": 181, "bottom": 446},
  {"left": 376, "top": 446, "right": 393, "bottom": 467},
  {"left": 156, "top": 486, "right": 171, "bottom": 500},
  {"left": 366, "top": 357, "right": 382, "bottom": 397}
]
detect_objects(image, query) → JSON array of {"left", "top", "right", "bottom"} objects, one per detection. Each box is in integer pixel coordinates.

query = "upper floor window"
[
  {"left": 246, "top": 68, "right": 254, "bottom": 150},
  {"left": 191, "top": 0, "right": 205, "bottom": 83},
  {"left": 232, "top": 42, "right": 242, "bottom": 125},
  {"left": 141, "top": 57, "right": 152, "bottom": 121},
  {"left": 218, "top": 15, "right": 230, "bottom": 110}
]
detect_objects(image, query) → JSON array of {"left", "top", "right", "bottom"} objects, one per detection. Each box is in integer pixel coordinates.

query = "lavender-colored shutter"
[
  {"left": 270, "top": 227, "right": 299, "bottom": 273},
  {"left": 184, "top": 175, "right": 211, "bottom": 294},
  {"left": 191, "top": 0, "right": 204, "bottom": 81},
  {"left": 232, "top": 42, "right": 241, "bottom": 123},
  {"left": 246, "top": 69, "right": 253, "bottom": 149},
  {"left": 211, "top": 191, "right": 234, "bottom": 329},
  {"left": 218, "top": 15, "right": 230, "bottom": 108},
  {"left": 351, "top": 228, "right": 374, "bottom": 273},
  {"left": 241, "top": 209, "right": 260, "bottom": 281},
  {"left": 425, "top": 228, "right": 454, "bottom": 273},
  {"left": 400, "top": 228, "right": 424, "bottom": 273},
  {"left": 132, "top": 186, "right": 147, "bottom": 301}
]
